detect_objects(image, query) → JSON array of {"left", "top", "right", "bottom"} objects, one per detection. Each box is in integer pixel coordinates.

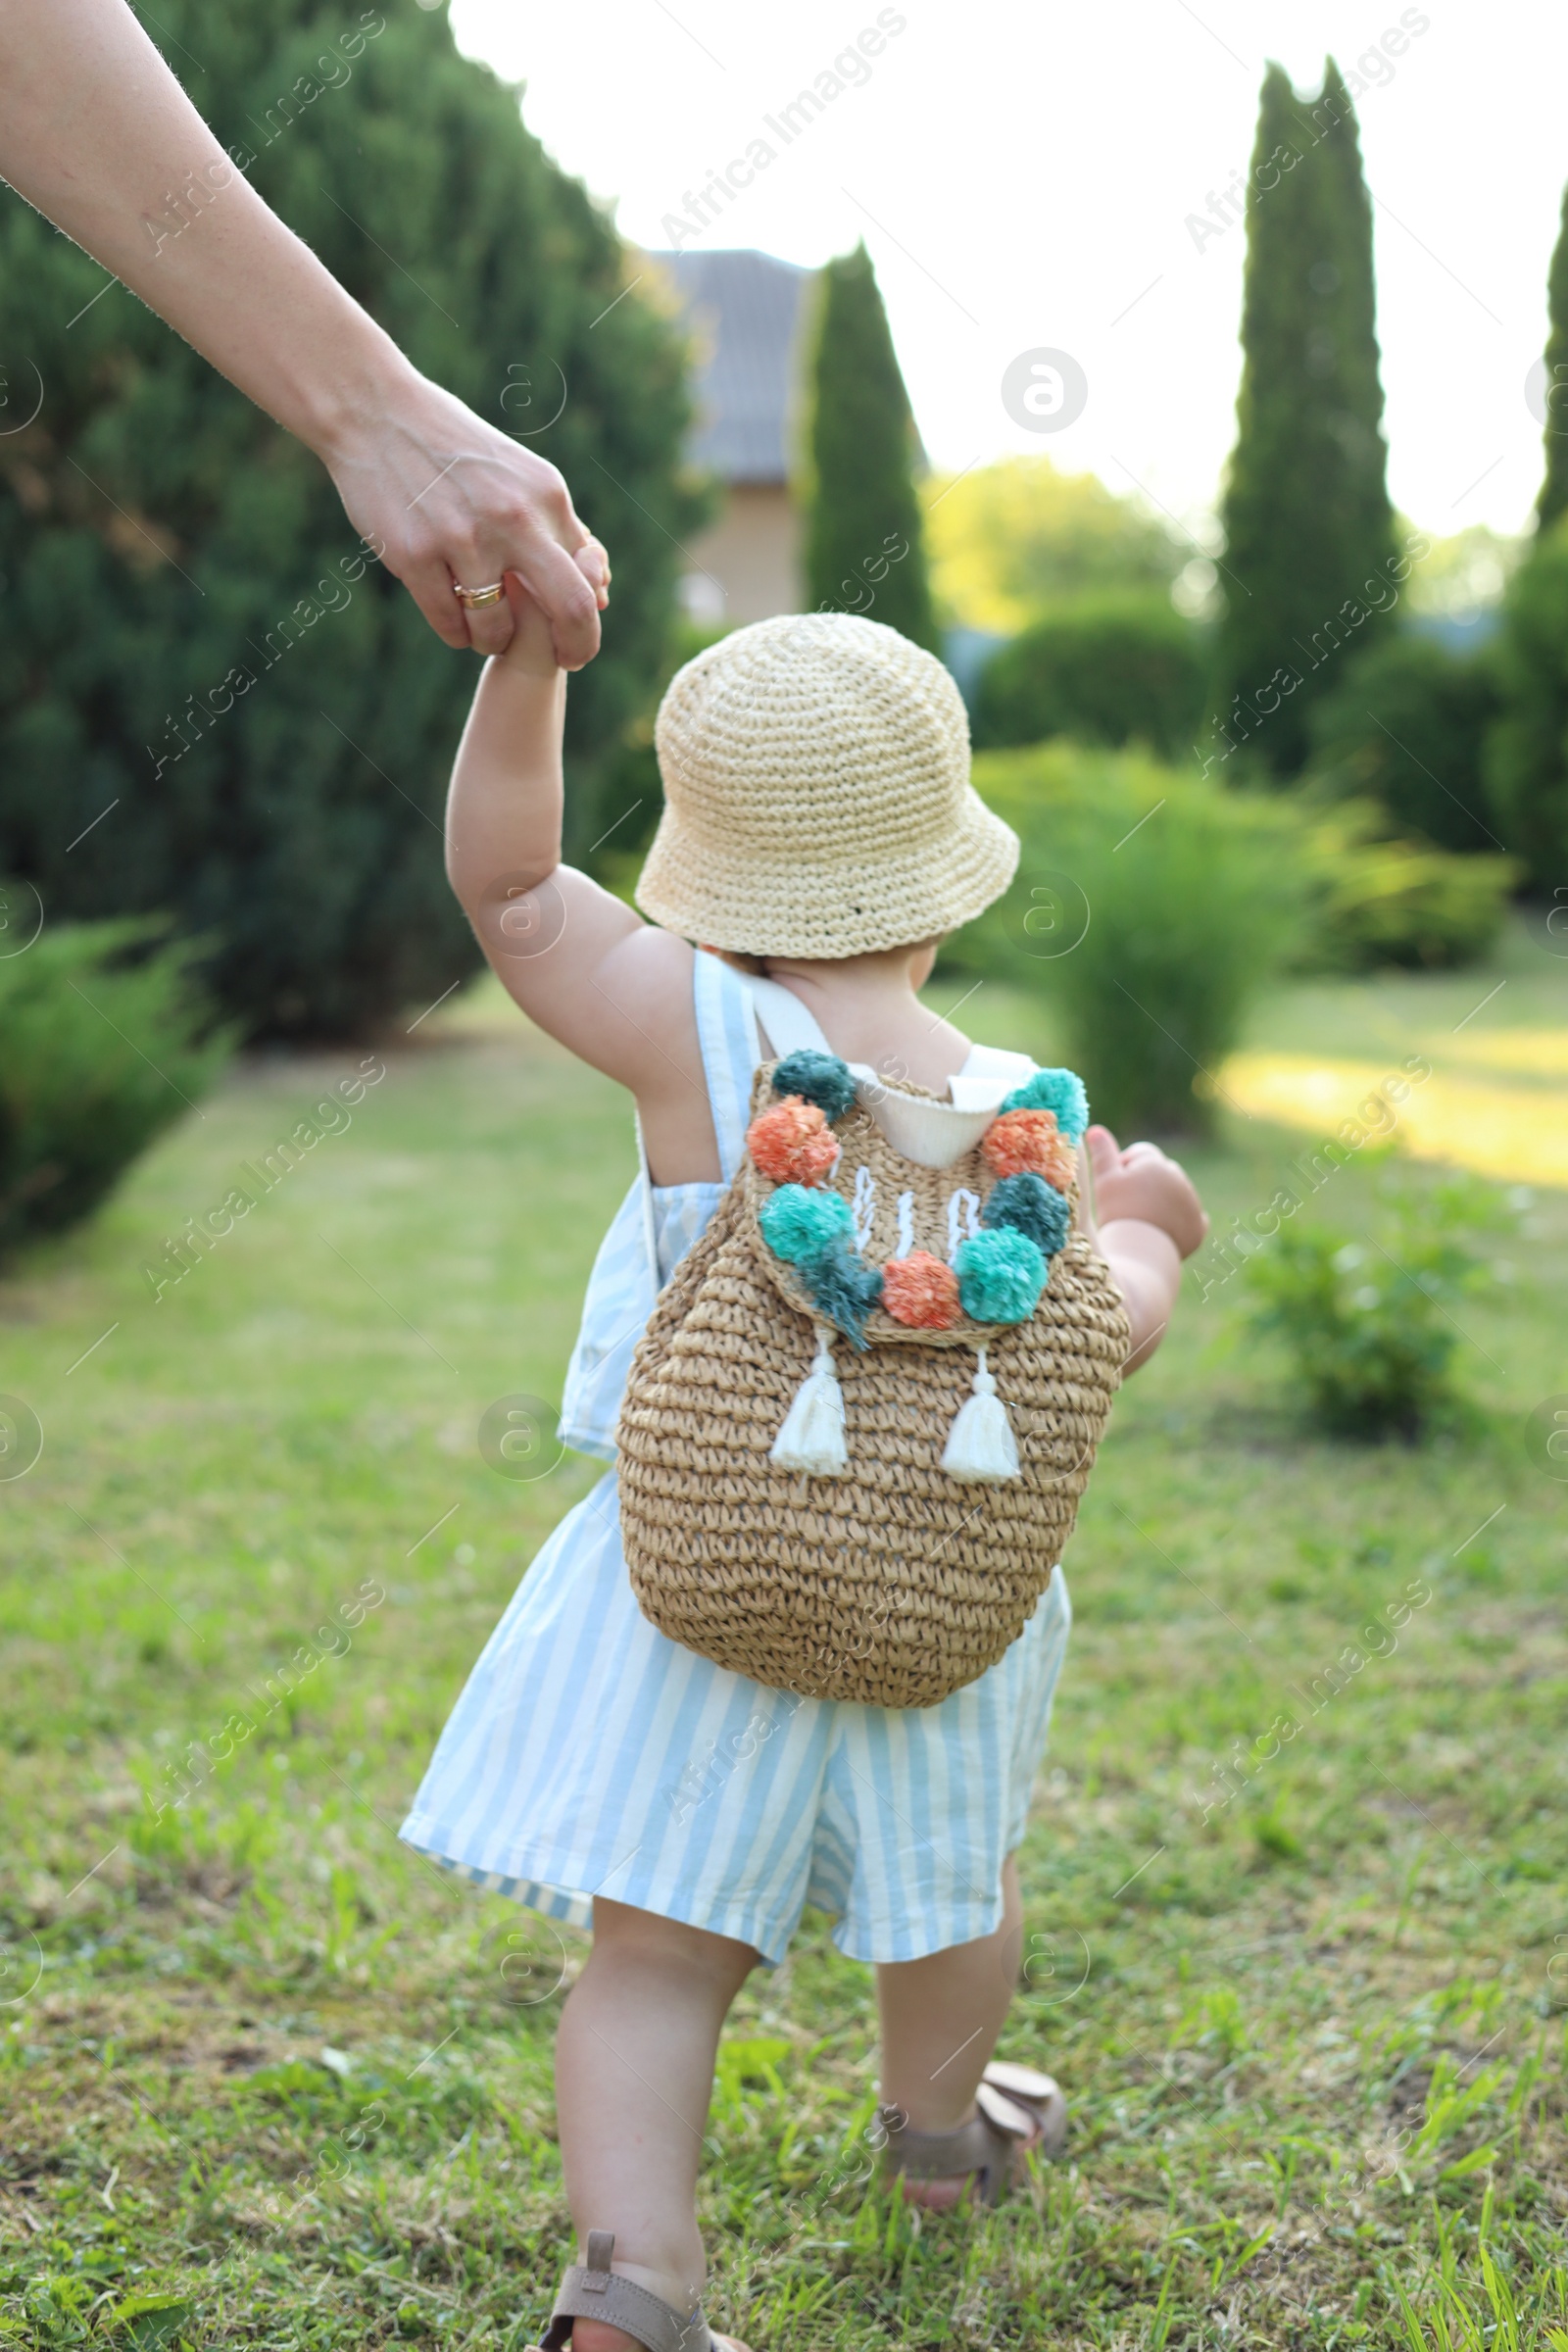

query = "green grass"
[{"left": 1, "top": 955, "right": 1565, "bottom": 2351}]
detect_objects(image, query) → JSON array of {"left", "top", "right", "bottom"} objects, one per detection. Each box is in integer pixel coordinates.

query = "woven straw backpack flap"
[{"left": 616, "top": 1048, "right": 1131, "bottom": 1710}]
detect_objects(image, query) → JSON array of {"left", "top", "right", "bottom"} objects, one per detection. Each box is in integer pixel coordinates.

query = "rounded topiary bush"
[{"left": 973, "top": 594, "right": 1209, "bottom": 762}]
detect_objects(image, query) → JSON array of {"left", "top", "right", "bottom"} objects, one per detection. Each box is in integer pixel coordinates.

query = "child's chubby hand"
[
  {"left": 494, "top": 546, "right": 608, "bottom": 675},
  {"left": 1085, "top": 1125, "right": 1208, "bottom": 1258}
]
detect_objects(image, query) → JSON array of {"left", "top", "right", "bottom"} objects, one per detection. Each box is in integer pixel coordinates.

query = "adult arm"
[{"left": 0, "top": 0, "right": 607, "bottom": 663}]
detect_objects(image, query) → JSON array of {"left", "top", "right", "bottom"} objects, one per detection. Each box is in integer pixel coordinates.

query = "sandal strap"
[
  {"left": 875, "top": 2103, "right": 1015, "bottom": 2205},
  {"left": 535, "top": 2230, "right": 711, "bottom": 2352}
]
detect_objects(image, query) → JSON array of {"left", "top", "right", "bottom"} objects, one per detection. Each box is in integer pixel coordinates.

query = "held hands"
[
  {"left": 321, "top": 371, "right": 611, "bottom": 666},
  {"left": 492, "top": 570, "right": 577, "bottom": 676},
  {"left": 1085, "top": 1126, "right": 1208, "bottom": 1258}
]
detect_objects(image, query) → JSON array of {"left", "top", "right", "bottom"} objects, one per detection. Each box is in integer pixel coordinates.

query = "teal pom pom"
[
  {"left": 1002, "top": 1067, "right": 1089, "bottom": 1143},
  {"left": 760, "top": 1184, "right": 854, "bottom": 1265},
  {"left": 772, "top": 1049, "right": 857, "bottom": 1123},
  {"left": 982, "top": 1171, "right": 1070, "bottom": 1257},
  {"left": 801, "top": 1241, "right": 883, "bottom": 1349},
  {"left": 954, "top": 1226, "right": 1047, "bottom": 1324}
]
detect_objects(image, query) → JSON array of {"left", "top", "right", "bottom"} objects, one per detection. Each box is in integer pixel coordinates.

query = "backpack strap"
[
  {"left": 747, "top": 975, "right": 833, "bottom": 1059},
  {"left": 693, "top": 950, "right": 762, "bottom": 1183}
]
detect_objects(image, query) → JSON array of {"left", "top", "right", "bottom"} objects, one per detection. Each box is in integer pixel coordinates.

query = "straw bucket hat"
[{"left": 636, "top": 612, "right": 1019, "bottom": 960}]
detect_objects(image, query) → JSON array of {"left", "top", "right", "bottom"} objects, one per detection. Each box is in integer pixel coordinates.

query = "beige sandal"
[
  {"left": 877, "top": 2060, "right": 1067, "bottom": 2207},
  {"left": 530, "top": 2230, "right": 751, "bottom": 2352}
]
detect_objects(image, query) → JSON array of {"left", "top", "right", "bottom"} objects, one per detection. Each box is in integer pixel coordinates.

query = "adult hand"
[
  {"left": 0, "top": 0, "right": 612, "bottom": 669},
  {"left": 321, "top": 369, "right": 611, "bottom": 665}
]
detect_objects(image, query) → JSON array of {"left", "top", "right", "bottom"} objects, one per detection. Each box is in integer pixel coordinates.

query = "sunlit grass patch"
[{"left": 1220, "top": 1050, "right": 1568, "bottom": 1188}]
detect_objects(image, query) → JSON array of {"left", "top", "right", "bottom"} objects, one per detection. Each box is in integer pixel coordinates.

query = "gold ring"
[{"left": 454, "top": 580, "right": 506, "bottom": 610}]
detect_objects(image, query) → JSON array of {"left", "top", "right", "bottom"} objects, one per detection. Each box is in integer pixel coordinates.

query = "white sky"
[{"left": 445, "top": 0, "right": 1561, "bottom": 546}]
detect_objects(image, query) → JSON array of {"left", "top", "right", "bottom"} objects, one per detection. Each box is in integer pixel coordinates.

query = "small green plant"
[
  {"left": 0, "top": 906, "right": 231, "bottom": 1258},
  {"left": 1242, "top": 1164, "right": 1510, "bottom": 1437}
]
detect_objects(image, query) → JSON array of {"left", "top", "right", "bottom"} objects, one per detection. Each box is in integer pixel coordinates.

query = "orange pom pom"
[
  {"left": 982, "top": 1107, "right": 1075, "bottom": 1190},
  {"left": 747, "top": 1096, "right": 838, "bottom": 1187},
  {"left": 882, "top": 1250, "right": 961, "bottom": 1329},
  {"left": 792, "top": 1129, "right": 841, "bottom": 1186}
]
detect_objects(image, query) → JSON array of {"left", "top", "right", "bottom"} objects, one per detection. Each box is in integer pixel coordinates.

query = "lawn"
[{"left": 1, "top": 932, "right": 1565, "bottom": 2351}]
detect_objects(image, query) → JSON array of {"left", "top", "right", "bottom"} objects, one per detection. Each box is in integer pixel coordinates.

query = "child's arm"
[
  {"left": 1080, "top": 1127, "right": 1207, "bottom": 1374},
  {"left": 444, "top": 579, "right": 710, "bottom": 1169}
]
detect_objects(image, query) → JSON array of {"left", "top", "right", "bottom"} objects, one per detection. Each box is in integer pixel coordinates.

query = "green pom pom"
[
  {"left": 1001, "top": 1067, "right": 1089, "bottom": 1143},
  {"left": 801, "top": 1240, "right": 883, "bottom": 1349},
  {"left": 982, "top": 1171, "right": 1070, "bottom": 1256},
  {"left": 772, "top": 1049, "right": 857, "bottom": 1123},
  {"left": 760, "top": 1184, "right": 854, "bottom": 1264},
  {"left": 954, "top": 1226, "right": 1047, "bottom": 1324}
]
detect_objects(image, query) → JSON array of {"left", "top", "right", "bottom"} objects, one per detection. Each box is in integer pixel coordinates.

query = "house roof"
[{"left": 647, "top": 249, "right": 813, "bottom": 486}]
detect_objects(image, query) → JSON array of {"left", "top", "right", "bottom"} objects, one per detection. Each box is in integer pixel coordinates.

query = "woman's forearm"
[
  {"left": 0, "top": 0, "right": 607, "bottom": 662},
  {"left": 0, "top": 0, "right": 407, "bottom": 453}
]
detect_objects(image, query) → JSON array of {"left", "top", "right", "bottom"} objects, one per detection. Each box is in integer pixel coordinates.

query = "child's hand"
[
  {"left": 493, "top": 570, "right": 568, "bottom": 677},
  {"left": 1086, "top": 1125, "right": 1208, "bottom": 1258}
]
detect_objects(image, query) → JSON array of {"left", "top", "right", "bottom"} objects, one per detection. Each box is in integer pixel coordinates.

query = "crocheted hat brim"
[{"left": 636, "top": 786, "right": 1020, "bottom": 959}]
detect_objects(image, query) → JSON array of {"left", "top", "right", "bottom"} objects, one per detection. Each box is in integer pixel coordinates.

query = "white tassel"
[
  {"left": 770, "top": 1327, "right": 849, "bottom": 1475},
  {"left": 941, "top": 1347, "right": 1020, "bottom": 1484}
]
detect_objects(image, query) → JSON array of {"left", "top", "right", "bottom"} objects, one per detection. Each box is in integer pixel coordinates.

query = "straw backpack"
[{"left": 616, "top": 982, "right": 1129, "bottom": 1710}]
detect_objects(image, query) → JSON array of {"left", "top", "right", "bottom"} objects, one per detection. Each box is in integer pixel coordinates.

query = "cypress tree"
[
  {"left": 800, "top": 243, "right": 937, "bottom": 651},
  {"left": 1537, "top": 182, "right": 1568, "bottom": 529},
  {"left": 1484, "top": 517, "right": 1568, "bottom": 888},
  {"left": 1211, "top": 60, "right": 1396, "bottom": 779},
  {"left": 1485, "top": 180, "right": 1568, "bottom": 885},
  {"left": 0, "top": 0, "right": 699, "bottom": 1038}
]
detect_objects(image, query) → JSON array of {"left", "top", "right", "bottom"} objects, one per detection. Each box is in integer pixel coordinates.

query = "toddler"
[{"left": 401, "top": 595, "right": 1206, "bottom": 2352}]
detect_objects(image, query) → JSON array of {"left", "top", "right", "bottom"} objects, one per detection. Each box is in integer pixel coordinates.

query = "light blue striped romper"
[{"left": 399, "top": 950, "right": 1072, "bottom": 1966}]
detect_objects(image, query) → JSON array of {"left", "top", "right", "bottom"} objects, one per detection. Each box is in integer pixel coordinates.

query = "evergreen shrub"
[
  {"left": 800, "top": 244, "right": 937, "bottom": 650},
  {"left": 1213, "top": 59, "right": 1396, "bottom": 774},
  {"left": 973, "top": 595, "right": 1209, "bottom": 762},
  {"left": 0, "top": 0, "right": 698, "bottom": 1037},
  {"left": 1306, "top": 632, "right": 1502, "bottom": 853},
  {"left": 1484, "top": 514, "right": 1568, "bottom": 891},
  {"left": 0, "top": 908, "right": 230, "bottom": 1258},
  {"left": 959, "top": 745, "right": 1310, "bottom": 1135},
  {"left": 1306, "top": 808, "right": 1517, "bottom": 969}
]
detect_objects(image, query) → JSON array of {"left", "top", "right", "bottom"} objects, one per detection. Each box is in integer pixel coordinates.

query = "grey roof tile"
[{"left": 647, "top": 248, "right": 813, "bottom": 484}]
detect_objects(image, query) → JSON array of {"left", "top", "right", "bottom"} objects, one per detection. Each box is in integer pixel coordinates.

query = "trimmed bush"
[
  {"left": 1484, "top": 514, "right": 1568, "bottom": 890},
  {"left": 973, "top": 595, "right": 1209, "bottom": 762},
  {"left": 0, "top": 910, "right": 231, "bottom": 1258},
  {"left": 1306, "top": 632, "right": 1502, "bottom": 853},
  {"left": 1306, "top": 808, "right": 1518, "bottom": 970},
  {"left": 960, "top": 744, "right": 1310, "bottom": 1135}
]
